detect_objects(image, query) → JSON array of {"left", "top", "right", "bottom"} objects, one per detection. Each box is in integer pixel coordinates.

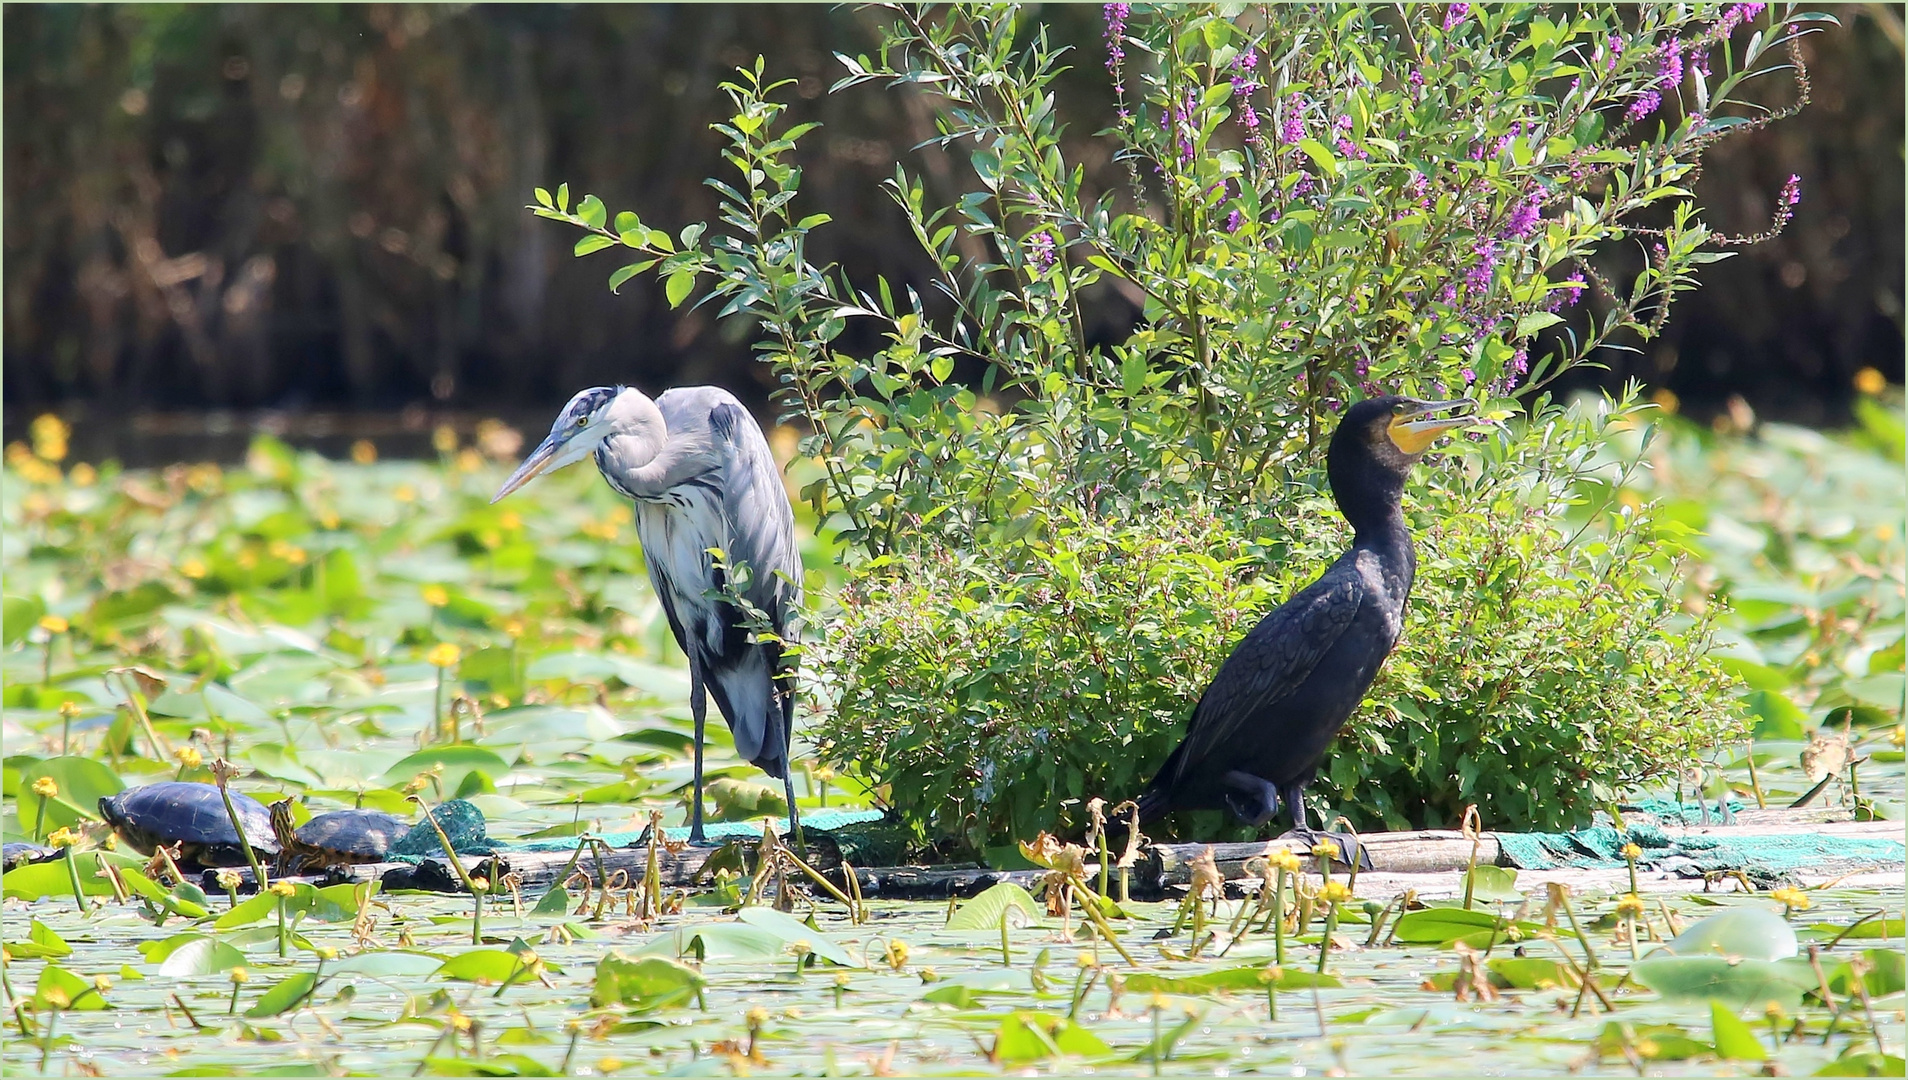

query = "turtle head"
[{"left": 267, "top": 798, "right": 300, "bottom": 848}]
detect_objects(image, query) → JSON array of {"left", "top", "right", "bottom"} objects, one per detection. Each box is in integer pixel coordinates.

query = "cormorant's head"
[
  {"left": 492, "top": 385, "right": 663, "bottom": 502},
  {"left": 1327, "top": 397, "right": 1483, "bottom": 526},
  {"left": 1335, "top": 396, "right": 1481, "bottom": 469}
]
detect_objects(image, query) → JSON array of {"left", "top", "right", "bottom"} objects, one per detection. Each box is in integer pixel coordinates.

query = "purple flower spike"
[
  {"left": 1103, "top": 3, "right": 1129, "bottom": 73},
  {"left": 1443, "top": 3, "right": 1469, "bottom": 31},
  {"left": 1501, "top": 194, "right": 1543, "bottom": 240},
  {"left": 1225, "top": 209, "right": 1244, "bottom": 233},
  {"left": 1029, "top": 230, "right": 1056, "bottom": 273},
  {"left": 1626, "top": 91, "right": 1661, "bottom": 121}
]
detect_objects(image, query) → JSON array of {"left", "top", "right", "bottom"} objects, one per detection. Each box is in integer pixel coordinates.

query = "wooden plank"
[
  {"left": 1146, "top": 818, "right": 1900, "bottom": 888},
  {"left": 1148, "top": 831, "right": 1501, "bottom": 887}
]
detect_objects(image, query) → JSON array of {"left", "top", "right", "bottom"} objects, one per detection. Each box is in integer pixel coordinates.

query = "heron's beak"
[
  {"left": 1387, "top": 398, "right": 1484, "bottom": 455},
  {"left": 491, "top": 433, "right": 565, "bottom": 503}
]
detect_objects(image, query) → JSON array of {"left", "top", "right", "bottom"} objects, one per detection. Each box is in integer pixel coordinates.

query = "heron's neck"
[{"left": 598, "top": 429, "right": 709, "bottom": 500}]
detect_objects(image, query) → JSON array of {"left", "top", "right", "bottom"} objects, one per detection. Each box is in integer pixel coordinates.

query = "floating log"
[{"left": 196, "top": 807, "right": 1890, "bottom": 898}]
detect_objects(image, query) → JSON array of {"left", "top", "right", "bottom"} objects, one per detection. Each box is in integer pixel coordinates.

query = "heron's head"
[{"left": 492, "top": 385, "right": 663, "bottom": 502}]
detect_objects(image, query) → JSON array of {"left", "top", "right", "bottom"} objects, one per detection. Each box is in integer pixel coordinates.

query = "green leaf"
[
  {"left": 1631, "top": 955, "right": 1817, "bottom": 1009},
  {"left": 1664, "top": 908, "right": 1798, "bottom": 961},
  {"left": 613, "top": 211, "right": 641, "bottom": 234},
  {"left": 1710, "top": 1000, "right": 1768, "bottom": 1060},
  {"left": 1390, "top": 906, "right": 1503, "bottom": 944},
  {"left": 5, "top": 919, "right": 71, "bottom": 959},
  {"left": 157, "top": 935, "right": 248, "bottom": 977},
  {"left": 379, "top": 746, "right": 511, "bottom": 796},
  {"left": 590, "top": 953, "right": 706, "bottom": 1010},
  {"left": 946, "top": 881, "right": 1042, "bottom": 930},
  {"left": 329, "top": 951, "right": 446, "bottom": 979},
  {"left": 15, "top": 756, "right": 124, "bottom": 836},
  {"left": 574, "top": 235, "right": 615, "bottom": 257},
  {"left": 1462, "top": 865, "right": 1523, "bottom": 903},
  {"left": 665, "top": 269, "right": 696, "bottom": 308},
  {"left": 991, "top": 1010, "right": 1110, "bottom": 1062},
  {"left": 530, "top": 886, "right": 572, "bottom": 916},
  {"left": 555, "top": 183, "right": 569, "bottom": 213},
  {"left": 576, "top": 194, "right": 605, "bottom": 229},
  {"left": 32, "top": 964, "right": 109, "bottom": 1011},
  {"left": 533, "top": 188, "right": 553, "bottom": 209},
  {"left": 1296, "top": 138, "right": 1339, "bottom": 179},
  {"left": 245, "top": 972, "right": 318, "bottom": 1017},
  {"left": 608, "top": 261, "right": 655, "bottom": 294},
  {"left": 734, "top": 906, "right": 859, "bottom": 967},
  {"left": 435, "top": 949, "right": 532, "bottom": 983}
]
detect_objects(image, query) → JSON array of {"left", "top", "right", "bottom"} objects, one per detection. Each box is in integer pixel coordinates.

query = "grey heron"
[
  {"left": 1134, "top": 397, "right": 1484, "bottom": 869},
  {"left": 494, "top": 385, "right": 805, "bottom": 847}
]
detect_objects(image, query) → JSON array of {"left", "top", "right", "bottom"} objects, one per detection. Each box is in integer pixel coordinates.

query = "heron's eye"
[{"left": 574, "top": 415, "right": 588, "bottom": 428}]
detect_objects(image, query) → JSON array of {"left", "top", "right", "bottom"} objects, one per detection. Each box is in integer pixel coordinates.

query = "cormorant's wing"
[{"left": 1161, "top": 567, "right": 1365, "bottom": 785}]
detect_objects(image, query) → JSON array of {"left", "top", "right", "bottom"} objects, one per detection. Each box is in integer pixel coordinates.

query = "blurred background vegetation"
[{"left": 4, "top": 3, "right": 1902, "bottom": 462}]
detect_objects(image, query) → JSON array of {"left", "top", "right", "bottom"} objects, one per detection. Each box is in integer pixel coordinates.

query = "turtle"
[
  {"left": 97, "top": 781, "right": 279, "bottom": 869},
  {"left": 268, "top": 799, "right": 413, "bottom": 875},
  {"left": 3, "top": 842, "right": 57, "bottom": 870}
]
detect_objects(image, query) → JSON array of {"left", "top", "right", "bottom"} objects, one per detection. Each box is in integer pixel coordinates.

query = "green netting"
[
  {"left": 385, "top": 803, "right": 888, "bottom": 863},
  {"left": 1497, "top": 823, "right": 1903, "bottom": 886},
  {"left": 1621, "top": 797, "right": 1747, "bottom": 825}
]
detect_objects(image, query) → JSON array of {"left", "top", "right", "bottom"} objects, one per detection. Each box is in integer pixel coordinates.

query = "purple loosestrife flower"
[
  {"left": 1691, "top": 47, "right": 1711, "bottom": 81},
  {"left": 1408, "top": 170, "right": 1430, "bottom": 209},
  {"left": 1466, "top": 240, "right": 1498, "bottom": 294},
  {"left": 1605, "top": 33, "right": 1623, "bottom": 73},
  {"left": 1626, "top": 91, "right": 1661, "bottom": 121},
  {"left": 1029, "top": 230, "right": 1056, "bottom": 273},
  {"left": 1656, "top": 37, "right": 1684, "bottom": 90},
  {"left": 1510, "top": 347, "right": 1529, "bottom": 375},
  {"left": 1771, "top": 173, "right": 1802, "bottom": 231},
  {"left": 1461, "top": 367, "right": 1477, "bottom": 385},
  {"left": 1443, "top": 3, "right": 1469, "bottom": 31},
  {"left": 1717, "top": 3, "right": 1766, "bottom": 36},
  {"left": 1225, "top": 209, "right": 1244, "bottom": 233},
  {"left": 1501, "top": 194, "right": 1542, "bottom": 240},
  {"left": 1280, "top": 98, "right": 1307, "bottom": 145},
  {"left": 1545, "top": 270, "right": 1586, "bottom": 311},
  {"left": 1103, "top": 3, "right": 1129, "bottom": 73}
]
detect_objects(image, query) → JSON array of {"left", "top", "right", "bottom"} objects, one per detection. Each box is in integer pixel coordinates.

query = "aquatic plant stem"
[{"left": 210, "top": 759, "right": 269, "bottom": 891}]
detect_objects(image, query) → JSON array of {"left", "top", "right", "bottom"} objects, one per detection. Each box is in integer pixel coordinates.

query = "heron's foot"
[{"left": 1274, "top": 826, "right": 1375, "bottom": 873}]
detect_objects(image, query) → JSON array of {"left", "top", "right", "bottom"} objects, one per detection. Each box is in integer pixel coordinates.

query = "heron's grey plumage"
[{"left": 495, "top": 384, "right": 804, "bottom": 844}]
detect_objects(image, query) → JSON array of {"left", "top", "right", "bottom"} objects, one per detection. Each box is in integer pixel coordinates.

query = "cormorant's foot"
[{"left": 1274, "top": 827, "right": 1375, "bottom": 873}]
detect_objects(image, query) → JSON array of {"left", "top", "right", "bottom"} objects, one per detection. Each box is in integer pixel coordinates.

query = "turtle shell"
[
  {"left": 294, "top": 810, "right": 412, "bottom": 860},
  {"left": 97, "top": 782, "right": 279, "bottom": 868},
  {"left": 2, "top": 842, "right": 56, "bottom": 869}
]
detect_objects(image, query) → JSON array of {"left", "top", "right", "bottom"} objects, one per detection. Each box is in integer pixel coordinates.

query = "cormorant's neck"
[{"left": 1328, "top": 456, "right": 1415, "bottom": 582}]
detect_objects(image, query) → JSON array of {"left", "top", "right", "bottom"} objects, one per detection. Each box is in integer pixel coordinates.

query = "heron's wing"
[
  {"left": 1163, "top": 566, "right": 1365, "bottom": 784},
  {"left": 674, "top": 393, "right": 802, "bottom": 639}
]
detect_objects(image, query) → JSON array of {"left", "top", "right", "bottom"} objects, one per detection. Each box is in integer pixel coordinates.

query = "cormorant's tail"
[{"left": 1133, "top": 786, "right": 1172, "bottom": 824}]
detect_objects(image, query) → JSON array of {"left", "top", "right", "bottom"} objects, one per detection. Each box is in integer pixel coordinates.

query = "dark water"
[{"left": 2, "top": 405, "right": 556, "bottom": 467}]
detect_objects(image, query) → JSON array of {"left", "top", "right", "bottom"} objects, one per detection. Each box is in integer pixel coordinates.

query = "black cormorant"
[{"left": 1134, "top": 396, "right": 1483, "bottom": 867}]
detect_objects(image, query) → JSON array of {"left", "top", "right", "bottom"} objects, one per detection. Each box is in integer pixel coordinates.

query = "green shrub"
[
  {"left": 533, "top": 4, "right": 1823, "bottom": 848},
  {"left": 817, "top": 392, "right": 1747, "bottom": 844}
]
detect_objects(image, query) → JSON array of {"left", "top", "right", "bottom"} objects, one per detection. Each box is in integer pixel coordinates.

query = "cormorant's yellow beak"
[{"left": 1386, "top": 398, "right": 1482, "bottom": 455}]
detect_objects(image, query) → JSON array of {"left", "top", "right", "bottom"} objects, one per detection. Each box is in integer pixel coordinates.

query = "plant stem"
[
  {"left": 999, "top": 907, "right": 1012, "bottom": 967},
  {"left": 212, "top": 774, "right": 269, "bottom": 892},
  {"left": 31, "top": 796, "right": 48, "bottom": 843},
  {"left": 1318, "top": 901, "right": 1339, "bottom": 976},
  {"left": 61, "top": 846, "right": 88, "bottom": 917},
  {"left": 1273, "top": 868, "right": 1288, "bottom": 966}
]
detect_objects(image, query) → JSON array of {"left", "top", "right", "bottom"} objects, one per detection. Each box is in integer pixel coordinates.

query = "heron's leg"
[
  {"left": 780, "top": 769, "right": 804, "bottom": 855},
  {"left": 688, "top": 656, "right": 708, "bottom": 846},
  {"left": 1220, "top": 771, "right": 1282, "bottom": 828}
]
